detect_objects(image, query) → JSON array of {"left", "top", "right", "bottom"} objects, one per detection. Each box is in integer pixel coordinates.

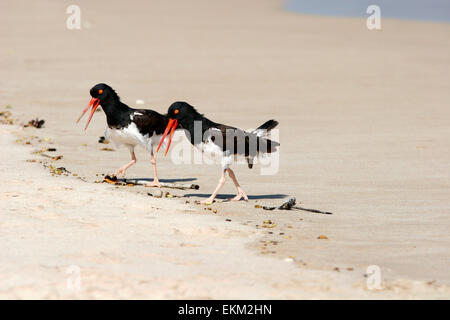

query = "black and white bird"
[
  {"left": 77, "top": 83, "right": 169, "bottom": 187},
  {"left": 157, "top": 101, "right": 279, "bottom": 203}
]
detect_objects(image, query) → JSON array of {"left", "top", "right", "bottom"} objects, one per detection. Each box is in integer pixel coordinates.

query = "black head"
[
  {"left": 77, "top": 83, "right": 119, "bottom": 131},
  {"left": 155, "top": 102, "right": 200, "bottom": 156},
  {"left": 89, "top": 83, "right": 115, "bottom": 101},
  {"left": 167, "top": 101, "right": 200, "bottom": 128}
]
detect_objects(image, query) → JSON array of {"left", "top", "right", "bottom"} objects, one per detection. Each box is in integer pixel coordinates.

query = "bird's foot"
[
  {"left": 145, "top": 179, "right": 161, "bottom": 188},
  {"left": 113, "top": 168, "right": 127, "bottom": 177},
  {"left": 230, "top": 191, "right": 248, "bottom": 202}
]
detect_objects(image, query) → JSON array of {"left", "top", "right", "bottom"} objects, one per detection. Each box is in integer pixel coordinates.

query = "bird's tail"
[
  {"left": 252, "top": 119, "right": 279, "bottom": 137},
  {"left": 247, "top": 119, "right": 280, "bottom": 169}
]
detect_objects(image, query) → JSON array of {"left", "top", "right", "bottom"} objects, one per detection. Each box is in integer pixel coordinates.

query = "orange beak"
[
  {"left": 156, "top": 118, "right": 178, "bottom": 156},
  {"left": 76, "top": 97, "right": 100, "bottom": 131}
]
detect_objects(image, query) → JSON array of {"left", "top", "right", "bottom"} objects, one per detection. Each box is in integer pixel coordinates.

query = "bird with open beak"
[
  {"left": 157, "top": 101, "right": 279, "bottom": 203},
  {"left": 77, "top": 83, "right": 171, "bottom": 187}
]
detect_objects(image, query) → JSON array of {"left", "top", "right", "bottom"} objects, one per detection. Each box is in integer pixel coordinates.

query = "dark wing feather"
[{"left": 132, "top": 109, "right": 169, "bottom": 137}]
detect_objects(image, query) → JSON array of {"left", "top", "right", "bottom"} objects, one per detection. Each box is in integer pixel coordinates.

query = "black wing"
[{"left": 132, "top": 109, "right": 169, "bottom": 137}]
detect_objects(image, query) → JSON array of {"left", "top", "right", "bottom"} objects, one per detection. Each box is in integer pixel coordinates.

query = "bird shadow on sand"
[
  {"left": 183, "top": 193, "right": 288, "bottom": 200},
  {"left": 122, "top": 177, "right": 197, "bottom": 183}
]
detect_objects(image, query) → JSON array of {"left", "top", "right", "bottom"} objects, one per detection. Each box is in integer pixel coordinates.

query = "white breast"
[
  {"left": 195, "top": 137, "right": 236, "bottom": 169},
  {"left": 105, "top": 122, "right": 164, "bottom": 152}
]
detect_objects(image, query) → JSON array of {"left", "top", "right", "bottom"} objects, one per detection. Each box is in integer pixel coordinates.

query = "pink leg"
[
  {"left": 200, "top": 170, "right": 227, "bottom": 204},
  {"left": 145, "top": 150, "right": 161, "bottom": 188},
  {"left": 113, "top": 150, "right": 136, "bottom": 177},
  {"left": 227, "top": 168, "right": 248, "bottom": 201}
]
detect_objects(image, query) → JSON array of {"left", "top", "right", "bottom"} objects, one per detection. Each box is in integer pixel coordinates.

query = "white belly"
[
  {"left": 105, "top": 122, "right": 164, "bottom": 152},
  {"left": 195, "top": 138, "right": 239, "bottom": 169}
]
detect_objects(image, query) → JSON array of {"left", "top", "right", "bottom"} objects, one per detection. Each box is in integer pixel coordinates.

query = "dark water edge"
[{"left": 285, "top": 0, "right": 450, "bottom": 23}]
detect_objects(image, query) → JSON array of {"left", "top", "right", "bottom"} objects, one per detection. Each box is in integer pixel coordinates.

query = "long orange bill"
[
  {"left": 77, "top": 97, "right": 100, "bottom": 131},
  {"left": 156, "top": 118, "right": 178, "bottom": 156},
  {"left": 165, "top": 119, "right": 178, "bottom": 156},
  {"left": 76, "top": 104, "right": 91, "bottom": 123},
  {"left": 156, "top": 119, "right": 174, "bottom": 152}
]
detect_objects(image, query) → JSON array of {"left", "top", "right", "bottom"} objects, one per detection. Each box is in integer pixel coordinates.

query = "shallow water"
[{"left": 285, "top": 0, "right": 450, "bottom": 22}]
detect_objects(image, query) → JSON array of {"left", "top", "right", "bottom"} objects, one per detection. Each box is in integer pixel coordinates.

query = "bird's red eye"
[
  {"left": 174, "top": 109, "right": 179, "bottom": 114},
  {"left": 98, "top": 89, "right": 103, "bottom": 94}
]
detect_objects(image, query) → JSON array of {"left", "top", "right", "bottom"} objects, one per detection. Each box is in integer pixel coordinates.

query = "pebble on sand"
[{"left": 24, "top": 118, "right": 45, "bottom": 128}]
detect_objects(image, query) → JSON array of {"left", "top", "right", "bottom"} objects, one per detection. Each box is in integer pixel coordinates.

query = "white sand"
[{"left": 1, "top": 0, "right": 449, "bottom": 299}]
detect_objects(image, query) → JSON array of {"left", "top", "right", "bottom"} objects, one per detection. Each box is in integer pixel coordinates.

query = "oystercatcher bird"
[
  {"left": 157, "top": 101, "right": 279, "bottom": 203},
  {"left": 77, "top": 83, "right": 169, "bottom": 187}
]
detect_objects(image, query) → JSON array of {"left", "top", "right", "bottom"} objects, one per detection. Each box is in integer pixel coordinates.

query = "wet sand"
[{"left": 1, "top": 0, "right": 449, "bottom": 298}]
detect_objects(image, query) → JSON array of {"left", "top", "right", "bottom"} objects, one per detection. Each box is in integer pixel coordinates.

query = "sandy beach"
[{"left": 1, "top": 0, "right": 449, "bottom": 299}]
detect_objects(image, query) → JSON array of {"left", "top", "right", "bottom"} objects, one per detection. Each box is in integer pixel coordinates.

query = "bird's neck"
[
  {"left": 100, "top": 94, "right": 132, "bottom": 128},
  {"left": 182, "top": 113, "right": 217, "bottom": 145}
]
